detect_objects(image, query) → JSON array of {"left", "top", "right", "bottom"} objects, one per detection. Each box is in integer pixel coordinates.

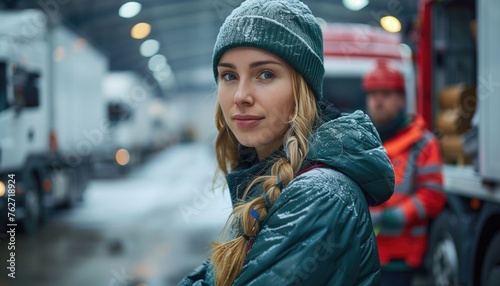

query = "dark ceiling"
[{"left": 2, "top": 0, "right": 418, "bottom": 92}]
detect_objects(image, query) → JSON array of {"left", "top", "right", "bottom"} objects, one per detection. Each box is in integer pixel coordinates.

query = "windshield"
[{"left": 323, "top": 76, "right": 366, "bottom": 113}]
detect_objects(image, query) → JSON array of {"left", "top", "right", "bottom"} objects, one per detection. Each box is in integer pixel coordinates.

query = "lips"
[{"left": 232, "top": 114, "right": 264, "bottom": 127}]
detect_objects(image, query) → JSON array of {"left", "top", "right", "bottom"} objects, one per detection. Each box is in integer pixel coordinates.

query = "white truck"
[
  {"left": 0, "top": 10, "right": 108, "bottom": 233},
  {"left": 94, "top": 71, "right": 163, "bottom": 176}
]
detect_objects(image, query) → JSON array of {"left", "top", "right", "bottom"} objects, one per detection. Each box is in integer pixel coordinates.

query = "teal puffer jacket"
[{"left": 178, "top": 110, "right": 395, "bottom": 286}]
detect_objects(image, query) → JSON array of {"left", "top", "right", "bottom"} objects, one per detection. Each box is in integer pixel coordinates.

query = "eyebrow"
[
  {"left": 250, "top": 60, "right": 282, "bottom": 68},
  {"left": 217, "top": 60, "right": 282, "bottom": 69}
]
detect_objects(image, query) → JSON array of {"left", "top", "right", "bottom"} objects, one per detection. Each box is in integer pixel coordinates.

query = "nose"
[
  {"left": 234, "top": 77, "right": 254, "bottom": 106},
  {"left": 369, "top": 91, "right": 384, "bottom": 104}
]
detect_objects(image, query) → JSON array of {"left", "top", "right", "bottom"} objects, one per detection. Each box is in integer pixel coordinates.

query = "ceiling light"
[
  {"left": 154, "top": 68, "right": 175, "bottom": 89},
  {"left": 153, "top": 66, "right": 172, "bottom": 81},
  {"left": 148, "top": 54, "right": 167, "bottom": 72},
  {"left": 399, "top": 43, "right": 412, "bottom": 58},
  {"left": 131, "top": 22, "right": 151, "bottom": 39},
  {"left": 343, "top": 0, "right": 369, "bottom": 11},
  {"left": 140, "top": 39, "right": 160, "bottom": 57},
  {"left": 380, "top": 16, "right": 401, "bottom": 33},
  {"left": 119, "top": 2, "right": 142, "bottom": 18}
]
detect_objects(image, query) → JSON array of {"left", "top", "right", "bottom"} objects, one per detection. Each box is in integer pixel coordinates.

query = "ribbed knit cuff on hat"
[{"left": 213, "top": 14, "right": 324, "bottom": 100}]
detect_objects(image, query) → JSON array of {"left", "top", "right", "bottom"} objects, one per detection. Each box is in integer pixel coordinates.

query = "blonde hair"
[{"left": 211, "top": 67, "right": 318, "bottom": 286}]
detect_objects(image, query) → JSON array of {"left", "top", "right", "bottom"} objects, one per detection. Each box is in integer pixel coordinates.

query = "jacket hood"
[{"left": 307, "top": 110, "right": 394, "bottom": 206}]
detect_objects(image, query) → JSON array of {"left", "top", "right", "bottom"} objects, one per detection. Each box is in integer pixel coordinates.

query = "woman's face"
[{"left": 217, "top": 47, "right": 294, "bottom": 160}]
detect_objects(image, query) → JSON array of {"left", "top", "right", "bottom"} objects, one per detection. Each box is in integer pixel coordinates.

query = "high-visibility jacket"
[{"left": 370, "top": 115, "right": 446, "bottom": 268}]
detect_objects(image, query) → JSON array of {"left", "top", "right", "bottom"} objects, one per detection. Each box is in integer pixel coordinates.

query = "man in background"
[{"left": 363, "top": 60, "right": 446, "bottom": 286}]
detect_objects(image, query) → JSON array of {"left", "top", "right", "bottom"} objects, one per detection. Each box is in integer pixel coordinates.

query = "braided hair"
[{"left": 211, "top": 68, "right": 318, "bottom": 286}]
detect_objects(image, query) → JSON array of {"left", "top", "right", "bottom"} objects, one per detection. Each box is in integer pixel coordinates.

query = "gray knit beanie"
[{"left": 212, "top": 0, "right": 324, "bottom": 100}]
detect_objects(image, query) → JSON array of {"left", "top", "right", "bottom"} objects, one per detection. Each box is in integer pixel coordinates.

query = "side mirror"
[
  {"left": 108, "top": 102, "right": 132, "bottom": 123},
  {"left": 13, "top": 68, "right": 40, "bottom": 109}
]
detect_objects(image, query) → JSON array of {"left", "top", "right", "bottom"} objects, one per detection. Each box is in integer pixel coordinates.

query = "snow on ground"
[{"left": 56, "top": 143, "right": 232, "bottom": 229}]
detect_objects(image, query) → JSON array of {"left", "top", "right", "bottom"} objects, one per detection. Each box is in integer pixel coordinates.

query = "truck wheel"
[
  {"left": 429, "top": 211, "right": 460, "bottom": 286},
  {"left": 19, "top": 176, "right": 41, "bottom": 234},
  {"left": 482, "top": 232, "right": 500, "bottom": 286}
]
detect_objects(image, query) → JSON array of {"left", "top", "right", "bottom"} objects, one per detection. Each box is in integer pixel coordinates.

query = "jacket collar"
[
  {"left": 226, "top": 145, "right": 284, "bottom": 207},
  {"left": 383, "top": 114, "right": 426, "bottom": 157}
]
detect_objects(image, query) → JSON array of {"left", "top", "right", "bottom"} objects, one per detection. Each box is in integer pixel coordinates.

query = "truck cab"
[
  {"left": 0, "top": 9, "right": 108, "bottom": 233},
  {"left": 0, "top": 10, "right": 51, "bottom": 233},
  {"left": 321, "top": 23, "right": 415, "bottom": 114}
]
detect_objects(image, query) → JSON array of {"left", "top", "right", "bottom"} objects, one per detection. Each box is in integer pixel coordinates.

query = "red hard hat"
[{"left": 362, "top": 60, "right": 405, "bottom": 92}]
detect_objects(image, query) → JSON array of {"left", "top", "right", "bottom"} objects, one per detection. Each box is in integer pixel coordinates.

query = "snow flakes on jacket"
[{"left": 178, "top": 110, "right": 395, "bottom": 286}]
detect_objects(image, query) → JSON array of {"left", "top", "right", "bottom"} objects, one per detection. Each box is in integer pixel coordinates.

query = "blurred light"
[
  {"left": 140, "top": 39, "right": 160, "bottom": 57},
  {"left": 15, "top": 184, "right": 23, "bottom": 195},
  {"left": 131, "top": 22, "right": 151, "bottom": 39},
  {"left": 315, "top": 17, "right": 327, "bottom": 29},
  {"left": 116, "top": 149, "right": 130, "bottom": 166},
  {"left": 154, "top": 66, "right": 175, "bottom": 89},
  {"left": 43, "top": 179, "right": 52, "bottom": 192},
  {"left": 148, "top": 54, "right": 167, "bottom": 72},
  {"left": 399, "top": 43, "right": 412, "bottom": 58},
  {"left": 53, "top": 46, "right": 66, "bottom": 62},
  {"left": 153, "top": 65, "right": 172, "bottom": 81},
  {"left": 50, "top": 129, "right": 58, "bottom": 154},
  {"left": 119, "top": 2, "right": 142, "bottom": 18},
  {"left": 73, "top": 38, "right": 87, "bottom": 53},
  {"left": 343, "top": 0, "right": 369, "bottom": 11},
  {"left": 148, "top": 100, "right": 165, "bottom": 118},
  {"left": 0, "top": 181, "right": 5, "bottom": 197},
  {"left": 470, "top": 198, "right": 481, "bottom": 210},
  {"left": 380, "top": 16, "right": 401, "bottom": 33}
]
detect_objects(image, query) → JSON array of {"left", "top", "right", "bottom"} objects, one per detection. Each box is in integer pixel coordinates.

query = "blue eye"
[
  {"left": 259, "top": 70, "right": 274, "bottom": 80},
  {"left": 222, "top": 73, "right": 237, "bottom": 81}
]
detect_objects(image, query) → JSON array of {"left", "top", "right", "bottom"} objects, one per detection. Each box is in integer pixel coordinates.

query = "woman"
[{"left": 179, "top": 0, "right": 394, "bottom": 285}]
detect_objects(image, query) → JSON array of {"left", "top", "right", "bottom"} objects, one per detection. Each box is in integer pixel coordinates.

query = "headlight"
[
  {"left": 115, "top": 148, "right": 130, "bottom": 166},
  {"left": 0, "top": 181, "right": 5, "bottom": 197}
]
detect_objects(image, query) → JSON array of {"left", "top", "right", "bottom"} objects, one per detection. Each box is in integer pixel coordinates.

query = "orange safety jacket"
[{"left": 370, "top": 115, "right": 446, "bottom": 268}]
